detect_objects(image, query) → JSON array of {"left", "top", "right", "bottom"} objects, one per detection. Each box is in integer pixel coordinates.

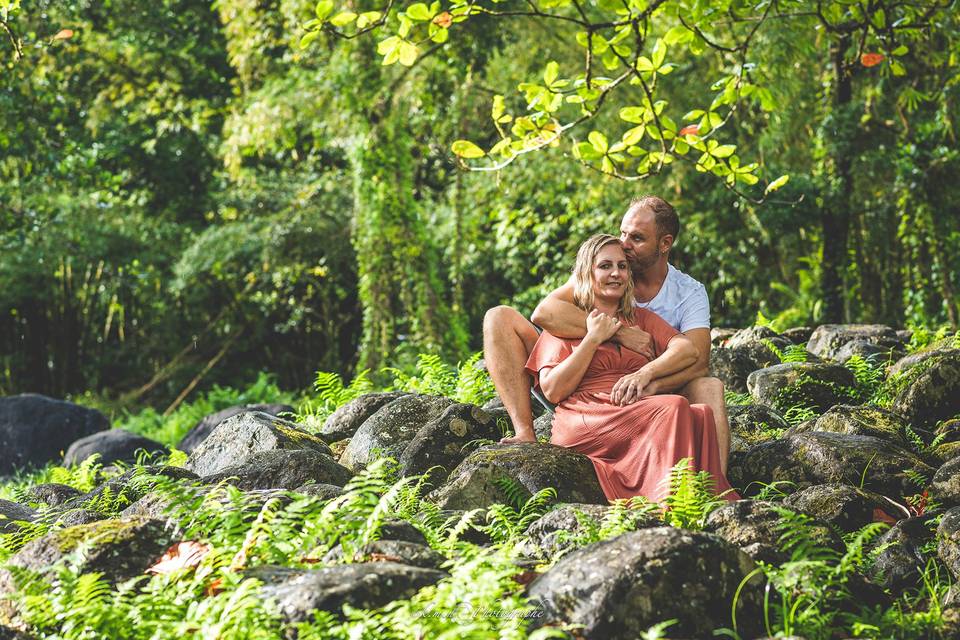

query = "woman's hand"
[
  {"left": 585, "top": 309, "right": 620, "bottom": 345},
  {"left": 610, "top": 369, "right": 653, "bottom": 405}
]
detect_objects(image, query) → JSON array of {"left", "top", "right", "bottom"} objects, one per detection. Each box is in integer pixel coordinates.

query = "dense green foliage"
[{"left": 2, "top": 2, "right": 959, "bottom": 403}]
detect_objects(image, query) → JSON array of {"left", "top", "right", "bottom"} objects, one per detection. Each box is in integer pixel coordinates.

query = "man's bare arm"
[
  {"left": 646, "top": 327, "right": 711, "bottom": 393},
  {"left": 531, "top": 279, "right": 654, "bottom": 356},
  {"left": 530, "top": 280, "right": 588, "bottom": 338}
]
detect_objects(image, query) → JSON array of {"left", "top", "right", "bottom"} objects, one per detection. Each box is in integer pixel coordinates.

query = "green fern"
[{"left": 658, "top": 458, "right": 728, "bottom": 530}]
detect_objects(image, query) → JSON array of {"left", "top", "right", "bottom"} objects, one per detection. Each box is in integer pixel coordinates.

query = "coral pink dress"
[{"left": 525, "top": 308, "right": 738, "bottom": 504}]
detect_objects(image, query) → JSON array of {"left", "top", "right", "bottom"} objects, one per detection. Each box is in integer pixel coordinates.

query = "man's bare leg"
[
  {"left": 682, "top": 376, "right": 730, "bottom": 474},
  {"left": 483, "top": 306, "right": 540, "bottom": 443}
]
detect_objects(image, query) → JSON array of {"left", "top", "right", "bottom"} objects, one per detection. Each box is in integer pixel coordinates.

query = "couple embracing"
[{"left": 483, "top": 195, "right": 738, "bottom": 503}]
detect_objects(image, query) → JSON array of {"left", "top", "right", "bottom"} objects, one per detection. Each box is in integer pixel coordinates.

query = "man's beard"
[{"left": 627, "top": 247, "right": 661, "bottom": 275}]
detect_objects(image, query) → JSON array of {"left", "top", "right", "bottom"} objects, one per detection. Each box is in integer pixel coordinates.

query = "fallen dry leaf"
[{"left": 146, "top": 540, "right": 212, "bottom": 575}]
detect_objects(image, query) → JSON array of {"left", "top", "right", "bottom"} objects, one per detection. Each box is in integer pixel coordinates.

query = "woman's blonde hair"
[{"left": 572, "top": 234, "right": 634, "bottom": 321}]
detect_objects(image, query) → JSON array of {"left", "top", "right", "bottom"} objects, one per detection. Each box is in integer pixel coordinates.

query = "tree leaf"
[
  {"left": 398, "top": 40, "right": 419, "bottom": 66},
  {"left": 860, "top": 52, "right": 885, "bottom": 67},
  {"left": 544, "top": 61, "right": 559, "bottom": 86},
  {"left": 765, "top": 174, "right": 790, "bottom": 194},
  {"left": 315, "top": 0, "right": 334, "bottom": 21},
  {"left": 406, "top": 2, "right": 433, "bottom": 20},
  {"left": 357, "top": 11, "right": 382, "bottom": 28},
  {"left": 451, "top": 140, "right": 485, "bottom": 158},
  {"left": 299, "top": 30, "right": 320, "bottom": 50},
  {"left": 588, "top": 130, "right": 608, "bottom": 153},
  {"left": 329, "top": 11, "right": 356, "bottom": 26},
  {"left": 52, "top": 28, "right": 74, "bottom": 41}
]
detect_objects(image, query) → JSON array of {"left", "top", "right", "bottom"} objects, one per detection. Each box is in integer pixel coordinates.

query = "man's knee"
[
  {"left": 684, "top": 376, "right": 725, "bottom": 403},
  {"left": 483, "top": 305, "right": 538, "bottom": 349}
]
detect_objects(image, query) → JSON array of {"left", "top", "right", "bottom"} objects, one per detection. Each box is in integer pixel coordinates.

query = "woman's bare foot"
[{"left": 499, "top": 433, "right": 537, "bottom": 444}]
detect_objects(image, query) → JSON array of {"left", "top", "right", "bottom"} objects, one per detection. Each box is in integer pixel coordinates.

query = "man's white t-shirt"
[{"left": 633, "top": 264, "right": 710, "bottom": 333}]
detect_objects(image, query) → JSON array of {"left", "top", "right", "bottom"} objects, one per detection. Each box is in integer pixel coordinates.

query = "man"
[{"left": 482, "top": 195, "right": 731, "bottom": 472}]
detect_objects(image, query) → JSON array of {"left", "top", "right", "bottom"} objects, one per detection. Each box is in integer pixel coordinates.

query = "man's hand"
[
  {"left": 615, "top": 325, "right": 654, "bottom": 359},
  {"left": 610, "top": 369, "right": 653, "bottom": 405}
]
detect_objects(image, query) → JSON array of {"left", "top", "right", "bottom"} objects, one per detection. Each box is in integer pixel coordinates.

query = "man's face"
[{"left": 619, "top": 209, "right": 663, "bottom": 274}]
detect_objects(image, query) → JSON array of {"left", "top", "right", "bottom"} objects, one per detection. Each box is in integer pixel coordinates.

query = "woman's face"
[{"left": 592, "top": 243, "right": 630, "bottom": 302}]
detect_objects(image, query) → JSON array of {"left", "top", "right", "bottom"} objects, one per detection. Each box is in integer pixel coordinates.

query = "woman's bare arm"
[{"left": 539, "top": 311, "right": 620, "bottom": 403}]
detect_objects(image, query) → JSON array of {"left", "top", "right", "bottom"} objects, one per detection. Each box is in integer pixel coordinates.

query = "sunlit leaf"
[{"left": 452, "top": 140, "right": 485, "bottom": 158}]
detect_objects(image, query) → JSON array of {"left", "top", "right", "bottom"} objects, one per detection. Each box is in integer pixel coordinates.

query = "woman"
[{"left": 525, "top": 234, "right": 737, "bottom": 503}]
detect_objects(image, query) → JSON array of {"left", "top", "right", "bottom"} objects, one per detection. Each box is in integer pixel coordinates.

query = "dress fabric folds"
[{"left": 525, "top": 309, "right": 739, "bottom": 503}]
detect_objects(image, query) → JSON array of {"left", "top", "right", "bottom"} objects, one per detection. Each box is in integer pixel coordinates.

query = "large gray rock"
[
  {"left": 747, "top": 362, "right": 859, "bottom": 413},
  {"left": 930, "top": 457, "right": 960, "bottom": 507},
  {"left": 783, "top": 483, "right": 887, "bottom": 533},
  {"left": 398, "top": 403, "right": 501, "bottom": 482},
  {"left": 428, "top": 443, "right": 606, "bottom": 510},
  {"left": 790, "top": 404, "right": 913, "bottom": 448},
  {"left": 185, "top": 411, "right": 331, "bottom": 478},
  {"left": 339, "top": 395, "right": 453, "bottom": 471},
  {"left": 202, "top": 449, "right": 352, "bottom": 490},
  {"left": 320, "top": 392, "right": 408, "bottom": 443},
  {"left": 27, "top": 483, "right": 82, "bottom": 507},
  {"left": 0, "top": 517, "right": 174, "bottom": 592},
  {"left": 321, "top": 540, "right": 445, "bottom": 569},
  {"left": 727, "top": 404, "right": 789, "bottom": 453},
  {"left": 250, "top": 562, "right": 446, "bottom": 623},
  {"left": 523, "top": 504, "right": 658, "bottom": 558},
  {"left": 892, "top": 349, "right": 960, "bottom": 430},
  {"left": 705, "top": 499, "right": 842, "bottom": 564},
  {"left": 710, "top": 347, "right": 769, "bottom": 394},
  {"left": 871, "top": 517, "right": 932, "bottom": 590},
  {"left": 177, "top": 403, "right": 294, "bottom": 454},
  {"left": 64, "top": 429, "right": 168, "bottom": 466},
  {"left": 807, "top": 324, "right": 901, "bottom": 360},
  {"left": 729, "top": 432, "right": 934, "bottom": 498},
  {"left": 0, "top": 394, "right": 110, "bottom": 474},
  {"left": 527, "top": 527, "right": 764, "bottom": 639},
  {"left": 938, "top": 507, "right": 960, "bottom": 580},
  {"left": 0, "top": 499, "right": 36, "bottom": 534},
  {"left": 834, "top": 339, "right": 904, "bottom": 364}
]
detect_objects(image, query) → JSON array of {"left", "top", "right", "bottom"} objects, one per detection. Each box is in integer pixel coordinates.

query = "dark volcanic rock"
[
  {"left": 293, "top": 483, "right": 345, "bottom": 501},
  {"left": 250, "top": 562, "right": 446, "bottom": 623},
  {"left": 892, "top": 349, "right": 960, "bottom": 430},
  {"left": 185, "top": 411, "right": 330, "bottom": 478},
  {"left": 710, "top": 346, "right": 769, "bottom": 394},
  {"left": 0, "top": 500, "right": 36, "bottom": 534},
  {"left": 64, "top": 429, "right": 168, "bottom": 466},
  {"left": 791, "top": 404, "right": 912, "bottom": 448},
  {"left": 27, "top": 483, "right": 82, "bottom": 507},
  {"left": 63, "top": 465, "right": 199, "bottom": 514},
  {"left": 931, "top": 457, "right": 960, "bottom": 508},
  {"left": 938, "top": 507, "right": 960, "bottom": 580},
  {"left": 705, "top": 499, "right": 842, "bottom": 564},
  {"left": 429, "top": 443, "right": 606, "bottom": 510},
  {"left": 523, "top": 504, "right": 658, "bottom": 558},
  {"left": 339, "top": 395, "right": 454, "bottom": 472},
  {"left": 322, "top": 540, "right": 445, "bottom": 569},
  {"left": 727, "top": 404, "right": 790, "bottom": 453},
  {"left": 783, "top": 483, "right": 886, "bottom": 533},
  {"left": 320, "top": 392, "right": 408, "bottom": 443},
  {"left": 806, "top": 324, "right": 901, "bottom": 360},
  {"left": 729, "top": 432, "right": 934, "bottom": 498},
  {"left": 527, "top": 527, "right": 764, "bottom": 639},
  {"left": 872, "top": 517, "right": 932, "bottom": 590},
  {"left": 747, "top": 362, "right": 859, "bottom": 413},
  {"left": 398, "top": 402, "right": 501, "bottom": 482},
  {"left": 0, "top": 394, "right": 110, "bottom": 474},
  {"left": 202, "top": 449, "right": 352, "bottom": 490},
  {"left": 177, "top": 403, "right": 294, "bottom": 454}
]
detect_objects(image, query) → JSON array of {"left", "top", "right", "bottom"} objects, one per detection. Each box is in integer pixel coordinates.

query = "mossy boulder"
[
  {"left": 727, "top": 404, "right": 789, "bottom": 452},
  {"left": 250, "top": 562, "right": 446, "bottom": 623},
  {"left": 177, "top": 403, "right": 295, "bottom": 454},
  {"left": 930, "top": 457, "right": 960, "bottom": 508},
  {"left": 783, "top": 483, "right": 887, "bottom": 533},
  {"left": 398, "top": 402, "right": 501, "bottom": 482},
  {"left": 185, "top": 411, "right": 330, "bottom": 477},
  {"left": 730, "top": 432, "right": 934, "bottom": 498},
  {"left": 428, "top": 443, "right": 606, "bottom": 510},
  {"left": 710, "top": 347, "right": 769, "bottom": 394},
  {"left": 790, "top": 404, "right": 913, "bottom": 448},
  {"left": 806, "top": 324, "right": 901, "bottom": 360},
  {"left": 201, "top": 449, "right": 352, "bottom": 490},
  {"left": 0, "top": 517, "right": 174, "bottom": 592},
  {"left": 527, "top": 527, "right": 764, "bottom": 639},
  {"left": 938, "top": 507, "right": 960, "bottom": 580},
  {"left": 705, "top": 499, "right": 843, "bottom": 564},
  {"left": 892, "top": 349, "right": 960, "bottom": 430},
  {"left": 319, "top": 392, "right": 408, "bottom": 443},
  {"left": 339, "top": 395, "right": 453, "bottom": 472},
  {"left": 60, "top": 465, "right": 199, "bottom": 516},
  {"left": 747, "top": 362, "right": 859, "bottom": 413},
  {"left": 27, "top": 483, "right": 82, "bottom": 507}
]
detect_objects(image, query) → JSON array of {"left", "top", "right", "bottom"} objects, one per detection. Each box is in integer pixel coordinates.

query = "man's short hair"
[{"left": 628, "top": 195, "right": 679, "bottom": 240}]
